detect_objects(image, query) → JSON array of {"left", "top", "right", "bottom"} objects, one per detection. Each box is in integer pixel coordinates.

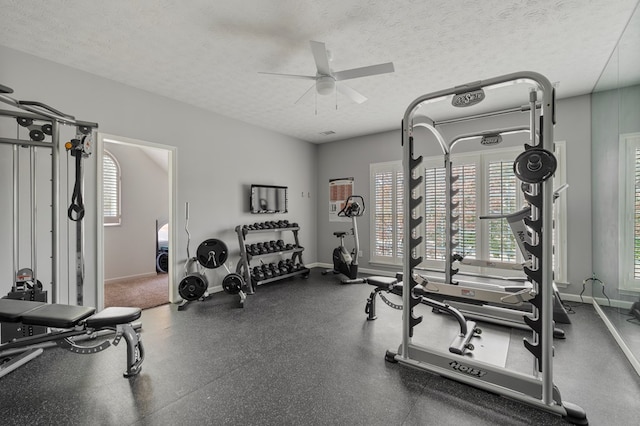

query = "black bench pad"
[
  {"left": 84, "top": 307, "right": 141, "bottom": 328},
  {"left": 367, "top": 276, "right": 398, "bottom": 287},
  {"left": 0, "top": 299, "right": 46, "bottom": 322},
  {"left": 20, "top": 304, "right": 96, "bottom": 328}
]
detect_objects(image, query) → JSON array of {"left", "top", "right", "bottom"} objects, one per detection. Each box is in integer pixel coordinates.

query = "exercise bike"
[{"left": 323, "top": 195, "right": 366, "bottom": 284}]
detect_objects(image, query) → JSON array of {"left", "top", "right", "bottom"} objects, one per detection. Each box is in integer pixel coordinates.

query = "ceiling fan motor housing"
[{"left": 316, "top": 76, "right": 335, "bottom": 95}]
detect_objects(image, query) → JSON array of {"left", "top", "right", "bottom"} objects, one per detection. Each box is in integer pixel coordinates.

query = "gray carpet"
[{"left": 104, "top": 274, "right": 169, "bottom": 310}]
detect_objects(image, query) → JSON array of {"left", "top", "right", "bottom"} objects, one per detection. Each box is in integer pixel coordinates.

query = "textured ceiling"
[{"left": 0, "top": 0, "right": 638, "bottom": 143}]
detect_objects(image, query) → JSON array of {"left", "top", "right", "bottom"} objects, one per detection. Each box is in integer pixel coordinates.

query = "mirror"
[{"left": 591, "top": 5, "right": 640, "bottom": 374}]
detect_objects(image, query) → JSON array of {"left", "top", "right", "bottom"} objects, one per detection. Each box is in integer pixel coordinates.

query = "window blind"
[
  {"left": 103, "top": 151, "right": 120, "bottom": 224},
  {"left": 487, "top": 160, "right": 518, "bottom": 262}
]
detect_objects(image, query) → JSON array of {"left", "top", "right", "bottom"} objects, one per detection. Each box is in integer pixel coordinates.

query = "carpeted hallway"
[{"left": 104, "top": 273, "right": 169, "bottom": 310}]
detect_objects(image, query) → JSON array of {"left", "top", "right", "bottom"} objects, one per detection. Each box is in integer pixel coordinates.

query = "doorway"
[{"left": 96, "top": 133, "right": 176, "bottom": 310}]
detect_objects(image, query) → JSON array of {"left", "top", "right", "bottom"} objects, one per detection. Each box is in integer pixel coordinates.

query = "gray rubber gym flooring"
[{"left": 1, "top": 268, "right": 639, "bottom": 425}]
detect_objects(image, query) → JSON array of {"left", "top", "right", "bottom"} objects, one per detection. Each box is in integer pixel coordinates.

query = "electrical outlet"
[{"left": 358, "top": 250, "right": 363, "bottom": 257}]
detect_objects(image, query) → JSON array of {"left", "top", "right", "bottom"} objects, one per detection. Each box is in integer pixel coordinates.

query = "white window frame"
[
  {"left": 618, "top": 132, "right": 640, "bottom": 292},
  {"left": 369, "top": 142, "right": 567, "bottom": 282},
  {"left": 103, "top": 149, "right": 121, "bottom": 226}
]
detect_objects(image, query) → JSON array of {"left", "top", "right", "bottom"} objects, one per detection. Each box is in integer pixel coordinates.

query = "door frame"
[{"left": 95, "top": 132, "right": 178, "bottom": 309}]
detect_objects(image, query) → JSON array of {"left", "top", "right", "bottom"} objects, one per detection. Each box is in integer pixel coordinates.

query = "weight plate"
[
  {"left": 196, "top": 239, "right": 228, "bottom": 269},
  {"left": 222, "top": 273, "right": 244, "bottom": 295},
  {"left": 178, "top": 274, "right": 208, "bottom": 301},
  {"left": 29, "top": 129, "right": 45, "bottom": 142},
  {"left": 513, "top": 148, "right": 557, "bottom": 184},
  {"left": 41, "top": 124, "right": 53, "bottom": 135},
  {"left": 17, "top": 117, "right": 33, "bottom": 127},
  {"left": 156, "top": 252, "right": 168, "bottom": 273}
]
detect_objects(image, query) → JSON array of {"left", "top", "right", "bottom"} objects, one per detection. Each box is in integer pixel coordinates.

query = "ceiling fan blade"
[
  {"left": 258, "top": 71, "right": 317, "bottom": 80},
  {"left": 333, "top": 62, "right": 395, "bottom": 81},
  {"left": 337, "top": 83, "right": 367, "bottom": 104},
  {"left": 294, "top": 83, "right": 317, "bottom": 105},
  {"left": 310, "top": 41, "right": 332, "bottom": 75}
]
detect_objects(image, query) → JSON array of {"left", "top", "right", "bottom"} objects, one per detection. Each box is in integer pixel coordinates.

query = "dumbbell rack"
[{"left": 235, "top": 222, "right": 309, "bottom": 294}]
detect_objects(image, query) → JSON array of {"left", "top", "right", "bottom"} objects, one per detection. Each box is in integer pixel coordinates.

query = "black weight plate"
[
  {"left": 222, "top": 273, "right": 244, "bottom": 295},
  {"left": 178, "top": 274, "right": 208, "bottom": 301},
  {"left": 196, "top": 239, "right": 228, "bottom": 269},
  {"left": 29, "top": 129, "right": 45, "bottom": 141},
  {"left": 156, "top": 252, "right": 168, "bottom": 273},
  {"left": 513, "top": 148, "right": 557, "bottom": 184},
  {"left": 17, "top": 117, "right": 33, "bottom": 127},
  {"left": 41, "top": 124, "right": 53, "bottom": 135}
]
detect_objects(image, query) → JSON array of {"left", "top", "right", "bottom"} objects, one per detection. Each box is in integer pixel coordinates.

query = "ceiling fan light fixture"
[{"left": 316, "top": 76, "right": 335, "bottom": 95}]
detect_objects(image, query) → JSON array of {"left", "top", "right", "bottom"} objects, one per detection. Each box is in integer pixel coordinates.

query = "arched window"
[{"left": 103, "top": 150, "right": 121, "bottom": 225}]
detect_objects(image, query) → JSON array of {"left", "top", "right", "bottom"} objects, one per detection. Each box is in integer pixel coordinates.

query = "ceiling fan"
[{"left": 259, "top": 40, "right": 395, "bottom": 104}]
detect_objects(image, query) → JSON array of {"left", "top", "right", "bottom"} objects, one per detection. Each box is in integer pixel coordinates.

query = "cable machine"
[
  {"left": 0, "top": 83, "right": 97, "bottom": 307},
  {"left": 388, "top": 72, "right": 587, "bottom": 424}
]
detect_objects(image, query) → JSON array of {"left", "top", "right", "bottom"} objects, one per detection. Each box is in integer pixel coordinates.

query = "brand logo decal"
[
  {"left": 449, "top": 361, "right": 488, "bottom": 377},
  {"left": 452, "top": 89, "right": 485, "bottom": 107},
  {"left": 481, "top": 134, "right": 502, "bottom": 145}
]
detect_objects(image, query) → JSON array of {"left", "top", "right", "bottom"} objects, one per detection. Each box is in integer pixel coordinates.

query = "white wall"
[
  {"left": 103, "top": 142, "right": 169, "bottom": 281},
  {"left": 316, "top": 94, "right": 593, "bottom": 297},
  {"left": 0, "top": 45, "right": 318, "bottom": 307}
]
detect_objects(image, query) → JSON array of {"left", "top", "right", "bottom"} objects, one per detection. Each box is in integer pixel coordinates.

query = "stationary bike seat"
[{"left": 333, "top": 231, "right": 347, "bottom": 237}]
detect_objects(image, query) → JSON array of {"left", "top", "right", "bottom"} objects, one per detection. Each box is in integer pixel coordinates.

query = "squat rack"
[
  {"left": 0, "top": 83, "right": 98, "bottom": 305},
  {"left": 391, "top": 72, "right": 587, "bottom": 424}
]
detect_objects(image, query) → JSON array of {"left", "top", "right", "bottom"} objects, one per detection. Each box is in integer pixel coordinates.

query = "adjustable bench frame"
[
  {"left": 0, "top": 299, "right": 144, "bottom": 379},
  {"left": 365, "top": 276, "right": 480, "bottom": 355}
]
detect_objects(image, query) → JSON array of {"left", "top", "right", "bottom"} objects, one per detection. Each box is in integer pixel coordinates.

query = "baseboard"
[
  {"left": 559, "top": 293, "right": 633, "bottom": 310},
  {"left": 105, "top": 272, "right": 159, "bottom": 284},
  {"left": 313, "top": 263, "right": 398, "bottom": 277}
]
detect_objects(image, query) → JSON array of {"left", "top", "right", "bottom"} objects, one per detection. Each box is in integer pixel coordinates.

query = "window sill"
[{"left": 369, "top": 260, "right": 403, "bottom": 268}]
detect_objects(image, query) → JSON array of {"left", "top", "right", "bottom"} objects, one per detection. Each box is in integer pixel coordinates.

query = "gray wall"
[
  {"left": 0, "top": 45, "right": 318, "bottom": 306},
  {"left": 316, "top": 94, "right": 592, "bottom": 297},
  {"left": 103, "top": 143, "right": 169, "bottom": 281}
]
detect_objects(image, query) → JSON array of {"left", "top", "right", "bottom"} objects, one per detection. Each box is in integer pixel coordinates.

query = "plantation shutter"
[
  {"left": 452, "top": 163, "right": 477, "bottom": 258},
  {"left": 374, "top": 169, "right": 394, "bottom": 258},
  {"left": 487, "top": 160, "right": 518, "bottom": 262},
  {"left": 371, "top": 162, "right": 403, "bottom": 264},
  {"left": 103, "top": 151, "right": 120, "bottom": 224},
  {"left": 425, "top": 163, "right": 477, "bottom": 261},
  {"left": 424, "top": 167, "right": 447, "bottom": 260},
  {"left": 635, "top": 146, "right": 640, "bottom": 279}
]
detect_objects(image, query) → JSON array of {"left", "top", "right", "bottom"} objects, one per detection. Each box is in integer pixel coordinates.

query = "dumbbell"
[
  {"left": 277, "top": 261, "right": 289, "bottom": 275},
  {"left": 284, "top": 259, "right": 295, "bottom": 272},
  {"left": 268, "top": 262, "right": 280, "bottom": 276},
  {"left": 261, "top": 264, "right": 273, "bottom": 279},
  {"left": 252, "top": 266, "right": 265, "bottom": 281}
]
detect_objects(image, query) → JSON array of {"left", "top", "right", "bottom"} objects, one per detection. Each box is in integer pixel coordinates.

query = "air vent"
[{"left": 320, "top": 130, "right": 335, "bottom": 136}]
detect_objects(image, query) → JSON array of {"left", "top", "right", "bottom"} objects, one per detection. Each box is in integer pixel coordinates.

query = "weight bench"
[
  {"left": 0, "top": 299, "right": 144, "bottom": 379},
  {"left": 364, "top": 276, "right": 480, "bottom": 355}
]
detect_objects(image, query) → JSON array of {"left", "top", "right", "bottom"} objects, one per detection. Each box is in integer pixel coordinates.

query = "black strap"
[{"left": 68, "top": 136, "right": 85, "bottom": 221}]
